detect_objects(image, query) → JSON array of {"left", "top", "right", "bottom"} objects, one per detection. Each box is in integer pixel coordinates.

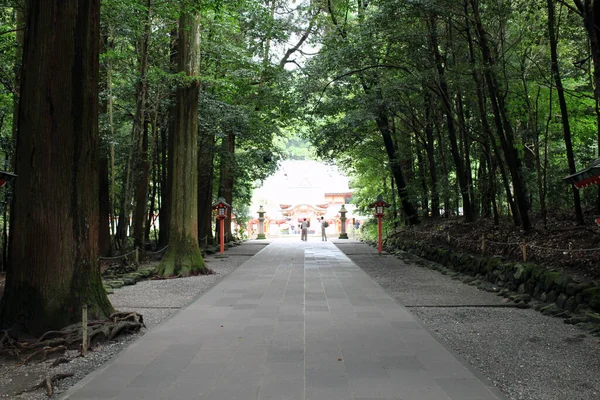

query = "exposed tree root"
[
  {"left": 0, "top": 312, "right": 144, "bottom": 365},
  {"left": 15, "top": 372, "right": 74, "bottom": 397}
]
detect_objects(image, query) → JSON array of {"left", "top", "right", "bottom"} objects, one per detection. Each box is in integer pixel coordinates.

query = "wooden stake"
[
  {"left": 135, "top": 248, "right": 139, "bottom": 264},
  {"left": 82, "top": 304, "right": 88, "bottom": 356},
  {"left": 481, "top": 236, "right": 486, "bottom": 255},
  {"left": 520, "top": 242, "right": 527, "bottom": 263}
]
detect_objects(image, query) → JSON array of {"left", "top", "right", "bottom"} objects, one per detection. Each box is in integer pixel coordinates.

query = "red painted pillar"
[
  {"left": 377, "top": 216, "right": 383, "bottom": 254},
  {"left": 219, "top": 218, "right": 225, "bottom": 254}
]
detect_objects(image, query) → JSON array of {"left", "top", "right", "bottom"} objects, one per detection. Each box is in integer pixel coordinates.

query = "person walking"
[
  {"left": 301, "top": 218, "right": 308, "bottom": 241},
  {"left": 320, "top": 216, "right": 328, "bottom": 241}
]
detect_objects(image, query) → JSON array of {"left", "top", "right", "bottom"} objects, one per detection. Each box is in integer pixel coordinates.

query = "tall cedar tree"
[
  {"left": 0, "top": 0, "right": 113, "bottom": 335},
  {"left": 156, "top": 9, "right": 211, "bottom": 276}
]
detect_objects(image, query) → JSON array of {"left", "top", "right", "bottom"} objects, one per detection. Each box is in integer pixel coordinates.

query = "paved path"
[{"left": 61, "top": 239, "right": 506, "bottom": 400}]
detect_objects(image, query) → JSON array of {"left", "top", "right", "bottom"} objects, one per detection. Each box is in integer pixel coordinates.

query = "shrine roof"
[{"left": 563, "top": 158, "right": 600, "bottom": 189}]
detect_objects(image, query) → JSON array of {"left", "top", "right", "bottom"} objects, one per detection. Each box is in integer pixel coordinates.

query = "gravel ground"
[
  {"left": 0, "top": 241, "right": 268, "bottom": 399},
  {"left": 335, "top": 241, "right": 600, "bottom": 400}
]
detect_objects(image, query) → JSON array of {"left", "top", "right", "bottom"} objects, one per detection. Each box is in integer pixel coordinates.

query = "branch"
[
  {"left": 0, "top": 27, "right": 25, "bottom": 36},
  {"left": 279, "top": 10, "right": 320, "bottom": 69}
]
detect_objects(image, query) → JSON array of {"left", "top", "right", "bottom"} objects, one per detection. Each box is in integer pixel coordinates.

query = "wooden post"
[
  {"left": 481, "top": 236, "right": 486, "bottom": 256},
  {"left": 81, "top": 304, "right": 88, "bottom": 356},
  {"left": 377, "top": 216, "right": 383, "bottom": 254},
  {"left": 135, "top": 247, "right": 139, "bottom": 264},
  {"left": 520, "top": 242, "right": 527, "bottom": 262},
  {"left": 219, "top": 218, "right": 225, "bottom": 254}
]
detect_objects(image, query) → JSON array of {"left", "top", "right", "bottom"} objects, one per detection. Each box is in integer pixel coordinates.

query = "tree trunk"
[
  {"left": 116, "top": 0, "right": 152, "bottom": 248},
  {"left": 428, "top": 15, "right": 475, "bottom": 222},
  {"left": 373, "top": 89, "right": 419, "bottom": 224},
  {"left": 98, "top": 35, "right": 111, "bottom": 257},
  {"left": 157, "top": 10, "right": 209, "bottom": 277},
  {"left": 424, "top": 91, "right": 440, "bottom": 218},
  {"left": 470, "top": 0, "right": 531, "bottom": 231},
  {"left": 217, "top": 134, "right": 235, "bottom": 243},
  {"left": 132, "top": 122, "right": 151, "bottom": 249},
  {"left": 462, "top": 0, "right": 519, "bottom": 225},
  {"left": 0, "top": 0, "right": 113, "bottom": 335},
  {"left": 198, "top": 127, "right": 216, "bottom": 248},
  {"left": 549, "top": 0, "right": 584, "bottom": 224},
  {"left": 98, "top": 150, "right": 111, "bottom": 256},
  {"left": 158, "top": 28, "right": 178, "bottom": 248}
]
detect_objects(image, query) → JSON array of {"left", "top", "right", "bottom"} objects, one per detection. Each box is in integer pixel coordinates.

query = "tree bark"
[
  {"left": 197, "top": 126, "right": 215, "bottom": 248},
  {"left": 0, "top": 0, "right": 113, "bottom": 335},
  {"left": 132, "top": 122, "right": 151, "bottom": 249},
  {"left": 157, "top": 10, "right": 209, "bottom": 277}
]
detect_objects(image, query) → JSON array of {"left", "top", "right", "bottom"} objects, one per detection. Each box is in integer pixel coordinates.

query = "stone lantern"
[
  {"left": 339, "top": 204, "right": 348, "bottom": 239},
  {"left": 257, "top": 205, "right": 266, "bottom": 239}
]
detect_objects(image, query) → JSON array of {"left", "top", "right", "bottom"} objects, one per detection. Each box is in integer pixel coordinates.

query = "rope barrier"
[
  {"left": 99, "top": 249, "right": 136, "bottom": 260},
  {"left": 399, "top": 229, "right": 600, "bottom": 256},
  {"left": 144, "top": 245, "right": 168, "bottom": 255}
]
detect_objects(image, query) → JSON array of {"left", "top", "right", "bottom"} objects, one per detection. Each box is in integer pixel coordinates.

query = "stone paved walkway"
[{"left": 61, "top": 239, "right": 506, "bottom": 400}]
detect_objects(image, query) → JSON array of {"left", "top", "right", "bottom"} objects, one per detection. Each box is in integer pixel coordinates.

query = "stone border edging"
[{"left": 367, "top": 236, "right": 600, "bottom": 336}]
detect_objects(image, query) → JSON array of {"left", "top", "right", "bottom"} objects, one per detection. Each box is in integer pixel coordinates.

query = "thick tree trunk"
[
  {"left": 0, "top": 0, "right": 113, "bottom": 335},
  {"left": 157, "top": 10, "right": 209, "bottom": 277},
  {"left": 198, "top": 128, "right": 215, "bottom": 248},
  {"left": 549, "top": 0, "right": 584, "bottom": 224}
]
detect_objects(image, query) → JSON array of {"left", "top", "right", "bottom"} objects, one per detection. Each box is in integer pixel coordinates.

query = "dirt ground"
[{"left": 395, "top": 212, "right": 600, "bottom": 283}]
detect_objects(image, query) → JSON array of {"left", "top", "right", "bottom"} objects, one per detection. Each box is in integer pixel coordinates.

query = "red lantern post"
[
  {"left": 368, "top": 195, "right": 390, "bottom": 254},
  {"left": 212, "top": 197, "right": 230, "bottom": 254}
]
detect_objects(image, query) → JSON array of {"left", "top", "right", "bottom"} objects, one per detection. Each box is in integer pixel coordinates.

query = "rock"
[
  {"left": 566, "top": 282, "right": 592, "bottom": 296},
  {"left": 556, "top": 293, "right": 568, "bottom": 309},
  {"left": 516, "top": 302, "right": 530, "bottom": 309},
  {"left": 564, "top": 315, "right": 588, "bottom": 325},
  {"left": 515, "top": 294, "right": 532, "bottom": 304},
  {"left": 585, "top": 312, "right": 600, "bottom": 324}
]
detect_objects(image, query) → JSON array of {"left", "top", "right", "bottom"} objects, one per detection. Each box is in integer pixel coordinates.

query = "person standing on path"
[
  {"left": 301, "top": 218, "right": 308, "bottom": 241},
  {"left": 320, "top": 216, "right": 328, "bottom": 241}
]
